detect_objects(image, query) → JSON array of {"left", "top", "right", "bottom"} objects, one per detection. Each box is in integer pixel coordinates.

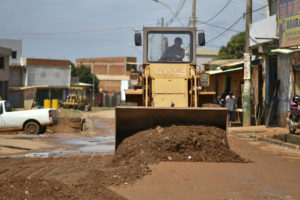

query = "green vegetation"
[
  {"left": 70, "top": 62, "right": 99, "bottom": 92},
  {"left": 216, "top": 32, "right": 245, "bottom": 60}
]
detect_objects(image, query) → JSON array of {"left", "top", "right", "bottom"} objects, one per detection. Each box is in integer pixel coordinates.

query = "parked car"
[{"left": 0, "top": 100, "right": 58, "bottom": 134}]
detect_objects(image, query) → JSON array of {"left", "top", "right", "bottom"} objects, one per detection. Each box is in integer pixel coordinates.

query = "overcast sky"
[{"left": 0, "top": 0, "right": 267, "bottom": 63}]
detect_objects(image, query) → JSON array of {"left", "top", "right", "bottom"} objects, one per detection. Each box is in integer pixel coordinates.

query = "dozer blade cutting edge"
[{"left": 115, "top": 106, "right": 228, "bottom": 150}]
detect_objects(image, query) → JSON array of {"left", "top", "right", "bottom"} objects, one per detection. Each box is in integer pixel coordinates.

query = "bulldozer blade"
[{"left": 115, "top": 106, "right": 228, "bottom": 150}]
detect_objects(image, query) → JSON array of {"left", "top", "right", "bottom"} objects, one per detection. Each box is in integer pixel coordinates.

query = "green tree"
[
  {"left": 216, "top": 32, "right": 245, "bottom": 60},
  {"left": 70, "top": 62, "right": 99, "bottom": 92}
]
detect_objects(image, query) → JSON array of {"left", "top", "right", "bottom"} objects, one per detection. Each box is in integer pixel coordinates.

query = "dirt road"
[
  {"left": 1, "top": 109, "right": 300, "bottom": 199},
  {"left": 113, "top": 134, "right": 300, "bottom": 200},
  {"left": 0, "top": 109, "right": 115, "bottom": 157}
]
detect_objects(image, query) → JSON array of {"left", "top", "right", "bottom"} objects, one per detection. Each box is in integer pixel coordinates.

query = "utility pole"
[
  {"left": 265, "top": 0, "right": 270, "bottom": 17},
  {"left": 245, "top": 0, "right": 252, "bottom": 53},
  {"left": 191, "top": 0, "right": 196, "bottom": 27},
  {"left": 161, "top": 17, "right": 165, "bottom": 56},
  {"left": 243, "top": 0, "right": 252, "bottom": 126}
]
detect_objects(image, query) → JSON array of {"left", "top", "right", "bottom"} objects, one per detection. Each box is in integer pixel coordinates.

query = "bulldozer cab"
[{"left": 136, "top": 27, "right": 204, "bottom": 65}]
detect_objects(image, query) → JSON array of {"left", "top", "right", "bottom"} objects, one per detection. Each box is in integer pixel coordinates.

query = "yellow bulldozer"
[
  {"left": 115, "top": 27, "right": 227, "bottom": 149},
  {"left": 62, "top": 87, "right": 92, "bottom": 111}
]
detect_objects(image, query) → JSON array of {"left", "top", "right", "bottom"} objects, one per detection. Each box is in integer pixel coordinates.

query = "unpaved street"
[
  {"left": 1, "top": 109, "right": 300, "bottom": 200},
  {"left": 113, "top": 134, "right": 300, "bottom": 200},
  {"left": 0, "top": 109, "right": 115, "bottom": 157}
]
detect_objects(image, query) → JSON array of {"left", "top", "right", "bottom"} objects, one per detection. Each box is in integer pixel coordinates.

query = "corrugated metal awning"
[
  {"left": 271, "top": 47, "right": 300, "bottom": 54},
  {"left": 207, "top": 67, "right": 243, "bottom": 75}
]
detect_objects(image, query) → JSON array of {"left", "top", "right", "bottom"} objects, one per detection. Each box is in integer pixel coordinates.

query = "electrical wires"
[
  {"left": 206, "top": 15, "right": 244, "bottom": 44},
  {"left": 206, "top": 5, "right": 267, "bottom": 44},
  {"left": 199, "top": 0, "right": 232, "bottom": 24}
]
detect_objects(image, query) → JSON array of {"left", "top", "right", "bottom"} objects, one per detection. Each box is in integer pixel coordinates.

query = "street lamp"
[{"left": 152, "top": 0, "right": 185, "bottom": 26}]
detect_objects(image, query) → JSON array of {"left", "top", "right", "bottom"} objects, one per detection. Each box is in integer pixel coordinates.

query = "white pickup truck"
[{"left": 0, "top": 100, "right": 58, "bottom": 134}]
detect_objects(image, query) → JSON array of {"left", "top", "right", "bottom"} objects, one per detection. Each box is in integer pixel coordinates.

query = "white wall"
[
  {"left": 121, "top": 80, "right": 129, "bottom": 101},
  {"left": 25, "top": 66, "right": 71, "bottom": 87},
  {"left": 250, "top": 15, "right": 276, "bottom": 47},
  {"left": 0, "top": 39, "right": 22, "bottom": 65},
  {"left": 196, "top": 55, "right": 217, "bottom": 72}
]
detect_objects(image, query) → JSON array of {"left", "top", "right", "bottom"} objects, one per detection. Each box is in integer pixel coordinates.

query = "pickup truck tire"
[{"left": 24, "top": 121, "right": 40, "bottom": 135}]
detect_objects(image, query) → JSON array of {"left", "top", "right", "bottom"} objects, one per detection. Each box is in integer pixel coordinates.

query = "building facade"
[
  {"left": 0, "top": 39, "right": 22, "bottom": 66},
  {"left": 9, "top": 58, "right": 71, "bottom": 108},
  {"left": 196, "top": 48, "right": 218, "bottom": 72},
  {"left": 0, "top": 47, "right": 12, "bottom": 100},
  {"left": 23, "top": 58, "right": 71, "bottom": 88},
  {"left": 76, "top": 57, "right": 137, "bottom": 106}
]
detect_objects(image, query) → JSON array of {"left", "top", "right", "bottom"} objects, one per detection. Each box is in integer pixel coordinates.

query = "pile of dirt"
[
  {"left": 49, "top": 117, "right": 83, "bottom": 134},
  {"left": 106, "top": 125, "right": 245, "bottom": 184},
  {"left": 113, "top": 125, "right": 245, "bottom": 164}
]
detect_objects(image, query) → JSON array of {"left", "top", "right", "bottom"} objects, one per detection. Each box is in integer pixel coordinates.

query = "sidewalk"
[
  {"left": 229, "top": 125, "right": 300, "bottom": 150},
  {"left": 229, "top": 125, "right": 289, "bottom": 137}
]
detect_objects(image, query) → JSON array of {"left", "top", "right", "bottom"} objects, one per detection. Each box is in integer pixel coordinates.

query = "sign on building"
[
  {"left": 278, "top": 0, "right": 300, "bottom": 47},
  {"left": 244, "top": 53, "right": 251, "bottom": 80}
]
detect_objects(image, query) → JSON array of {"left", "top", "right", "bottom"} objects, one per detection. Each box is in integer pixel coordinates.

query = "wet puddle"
[
  {"left": 0, "top": 114, "right": 116, "bottom": 158},
  {"left": 89, "top": 116, "right": 114, "bottom": 135},
  {"left": 0, "top": 134, "right": 115, "bottom": 158}
]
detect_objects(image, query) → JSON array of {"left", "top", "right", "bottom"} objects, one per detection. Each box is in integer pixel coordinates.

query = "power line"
[
  {"left": 207, "top": 15, "right": 244, "bottom": 43},
  {"left": 0, "top": 25, "right": 147, "bottom": 36},
  {"left": 198, "top": 20, "right": 241, "bottom": 33},
  {"left": 199, "top": 0, "right": 232, "bottom": 24},
  {"left": 166, "top": 0, "right": 185, "bottom": 26},
  {"left": 206, "top": 5, "right": 267, "bottom": 44},
  {"left": 252, "top": 5, "right": 266, "bottom": 12}
]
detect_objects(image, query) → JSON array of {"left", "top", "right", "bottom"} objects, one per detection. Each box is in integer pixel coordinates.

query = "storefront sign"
[
  {"left": 278, "top": 0, "right": 300, "bottom": 47},
  {"left": 244, "top": 53, "right": 251, "bottom": 80}
]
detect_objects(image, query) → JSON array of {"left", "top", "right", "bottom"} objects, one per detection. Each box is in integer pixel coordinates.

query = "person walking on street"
[{"left": 226, "top": 91, "right": 237, "bottom": 126}]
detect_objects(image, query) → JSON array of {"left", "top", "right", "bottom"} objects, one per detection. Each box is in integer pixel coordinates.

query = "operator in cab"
[{"left": 159, "top": 37, "right": 185, "bottom": 62}]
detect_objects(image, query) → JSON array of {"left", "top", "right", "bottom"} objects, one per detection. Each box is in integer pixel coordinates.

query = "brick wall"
[
  {"left": 26, "top": 58, "right": 70, "bottom": 67},
  {"left": 99, "top": 80, "right": 121, "bottom": 93},
  {"left": 94, "top": 64, "right": 108, "bottom": 74},
  {"left": 76, "top": 57, "right": 136, "bottom": 94},
  {"left": 75, "top": 57, "right": 136, "bottom": 76},
  {"left": 109, "top": 64, "right": 126, "bottom": 75}
]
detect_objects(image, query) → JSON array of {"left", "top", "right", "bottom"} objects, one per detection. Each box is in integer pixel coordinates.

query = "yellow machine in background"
[
  {"left": 116, "top": 27, "right": 227, "bottom": 149},
  {"left": 62, "top": 87, "right": 92, "bottom": 111}
]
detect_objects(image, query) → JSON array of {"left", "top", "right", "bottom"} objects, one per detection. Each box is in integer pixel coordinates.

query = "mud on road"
[
  {"left": 1, "top": 109, "right": 300, "bottom": 200},
  {"left": 0, "top": 121, "right": 245, "bottom": 200}
]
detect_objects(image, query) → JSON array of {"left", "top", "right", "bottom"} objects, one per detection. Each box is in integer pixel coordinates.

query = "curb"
[
  {"left": 249, "top": 135, "right": 300, "bottom": 150},
  {"left": 230, "top": 130, "right": 265, "bottom": 134}
]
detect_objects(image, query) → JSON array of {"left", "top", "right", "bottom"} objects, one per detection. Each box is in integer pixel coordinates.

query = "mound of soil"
[
  {"left": 49, "top": 117, "right": 83, "bottom": 134},
  {"left": 105, "top": 125, "right": 245, "bottom": 184},
  {"left": 112, "top": 125, "right": 245, "bottom": 165}
]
